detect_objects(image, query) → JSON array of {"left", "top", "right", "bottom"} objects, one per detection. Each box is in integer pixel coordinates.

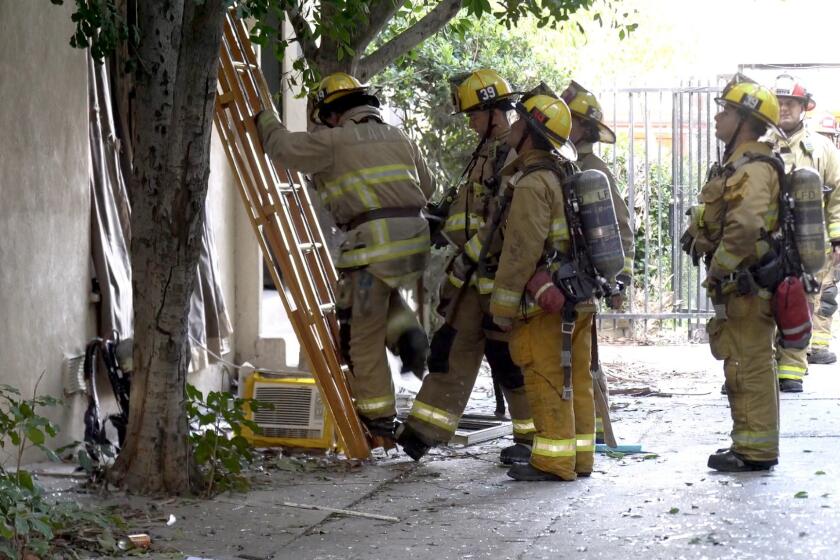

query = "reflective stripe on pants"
[
  {"left": 406, "top": 288, "right": 532, "bottom": 443},
  {"left": 508, "top": 311, "right": 595, "bottom": 480},
  {"left": 714, "top": 294, "right": 779, "bottom": 463}
]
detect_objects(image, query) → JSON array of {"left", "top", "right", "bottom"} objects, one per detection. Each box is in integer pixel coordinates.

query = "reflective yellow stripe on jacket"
[
  {"left": 323, "top": 164, "right": 419, "bottom": 209},
  {"left": 338, "top": 234, "right": 429, "bottom": 269},
  {"left": 447, "top": 272, "right": 495, "bottom": 295},
  {"left": 444, "top": 212, "right": 485, "bottom": 234}
]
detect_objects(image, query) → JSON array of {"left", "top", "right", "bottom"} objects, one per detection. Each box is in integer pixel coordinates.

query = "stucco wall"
[
  {"left": 0, "top": 1, "right": 93, "bottom": 453},
  {"left": 0, "top": 2, "right": 243, "bottom": 455}
]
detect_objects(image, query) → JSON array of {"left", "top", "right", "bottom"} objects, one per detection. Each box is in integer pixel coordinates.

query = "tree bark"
[{"left": 109, "top": 0, "right": 226, "bottom": 495}]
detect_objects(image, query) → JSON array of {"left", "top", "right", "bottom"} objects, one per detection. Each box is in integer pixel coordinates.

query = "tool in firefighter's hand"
[{"left": 590, "top": 322, "right": 617, "bottom": 448}]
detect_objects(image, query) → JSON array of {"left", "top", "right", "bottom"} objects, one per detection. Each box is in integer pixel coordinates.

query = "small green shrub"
[
  {"left": 185, "top": 385, "right": 269, "bottom": 497},
  {"left": 0, "top": 382, "right": 123, "bottom": 559}
]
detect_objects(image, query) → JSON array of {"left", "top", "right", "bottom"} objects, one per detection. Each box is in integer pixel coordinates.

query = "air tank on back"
[
  {"left": 790, "top": 167, "right": 826, "bottom": 274},
  {"left": 568, "top": 169, "right": 625, "bottom": 280}
]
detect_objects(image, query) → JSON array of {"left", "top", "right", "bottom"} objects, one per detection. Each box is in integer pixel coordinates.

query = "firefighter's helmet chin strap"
[
  {"left": 464, "top": 110, "right": 496, "bottom": 236},
  {"left": 722, "top": 115, "right": 746, "bottom": 164},
  {"left": 514, "top": 124, "right": 530, "bottom": 155}
]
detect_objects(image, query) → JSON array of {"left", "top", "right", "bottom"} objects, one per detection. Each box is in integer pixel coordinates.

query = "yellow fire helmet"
[
  {"left": 772, "top": 74, "right": 816, "bottom": 111},
  {"left": 560, "top": 80, "right": 617, "bottom": 144},
  {"left": 715, "top": 74, "right": 782, "bottom": 137},
  {"left": 452, "top": 69, "right": 519, "bottom": 114},
  {"left": 518, "top": 94, "right": 577, "bottom": 161},
  {"left": 309, "top": 72, "right": 370, "bottom": 123}
]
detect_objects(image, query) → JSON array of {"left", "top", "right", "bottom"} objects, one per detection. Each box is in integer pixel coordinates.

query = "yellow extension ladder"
[{"left": 213, "top": 10, "right": 370, "bottom": 460}]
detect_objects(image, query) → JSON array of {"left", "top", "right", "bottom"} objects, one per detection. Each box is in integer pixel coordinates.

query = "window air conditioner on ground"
[{"left": 240, "top": 371, "right": 335, "bottom": 450}]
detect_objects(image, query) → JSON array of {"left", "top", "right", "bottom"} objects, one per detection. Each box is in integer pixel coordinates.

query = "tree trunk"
[{"left": 109, "top": 0, "right": 226, "bottom": 495}]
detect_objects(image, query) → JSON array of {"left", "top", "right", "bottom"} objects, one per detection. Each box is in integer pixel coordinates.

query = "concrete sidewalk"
[{"left": 64, "top": 344, "right": 840, "bottom": 559}]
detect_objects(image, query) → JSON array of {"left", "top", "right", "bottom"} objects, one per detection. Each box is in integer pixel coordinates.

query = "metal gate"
[{"left": 595, "top": 82, "right": 726, "bottom": 337}]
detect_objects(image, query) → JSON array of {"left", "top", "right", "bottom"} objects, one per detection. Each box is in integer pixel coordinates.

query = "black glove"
[{"left": 680, "top": 230, "right": 702, "bottom": 266}]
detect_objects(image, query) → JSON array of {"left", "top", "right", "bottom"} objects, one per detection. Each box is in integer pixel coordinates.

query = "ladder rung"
[
  {"left": 319, "top": 303, "right": 336, "bottom": 313},
  {"left": 218, "top": 91, "right": 234, "bottom": 106},
  {"left": 233, "top": 61, "right": 259, "bottom": 71},
  {"left": 299, "top": 242, "right": 322, "bottom": 252}
]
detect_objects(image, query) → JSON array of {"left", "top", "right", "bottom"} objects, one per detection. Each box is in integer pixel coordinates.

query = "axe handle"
[{"left": 591, "top": 320, "right": 617, "bottom": 448}]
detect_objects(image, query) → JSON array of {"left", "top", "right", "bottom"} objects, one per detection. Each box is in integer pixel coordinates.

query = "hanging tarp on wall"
[{"left": 87, "top": 55, "right": 232, "bottom": 368}]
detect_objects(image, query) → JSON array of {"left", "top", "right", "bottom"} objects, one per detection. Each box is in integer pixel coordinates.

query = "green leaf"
[
  {"left": 40, "top": 446, "right": 61, "bottom": 463},
  {"left": 16, "top": 470, "right": 34, "bottom": 491},
  {"left": 27, "top": 426, "right": 45, "bottom": 445},
  {"left": 0, "top": 521, "right": 13, "bottom": 540},
  {"left": 815, "top": 470, "right": 826, "bottom": 475},
  {"left": 794, "top": 491, "right": 809, "bottom": 499},
  {"left": 194, "top": 440, "right": 212, "bottom": 464},
  {"left": 668, "top": 507, "right": 679, "bottom": 514},
  {"left": 14, "top": 515, "right": 30, "bottom": 536},
  {"left": 223, "top": 455, "right": 242, "bottom": 474},
  {"left": 28, "top": 516, "right": 54, "bottom": 540},
  {"left": 77, "top": 449, "right": 95, "bottom": 473}
]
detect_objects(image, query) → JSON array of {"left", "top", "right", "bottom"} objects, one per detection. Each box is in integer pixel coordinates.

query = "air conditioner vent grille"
[{"left": 253, "top": 385, "right": 312, "bottom": 426}]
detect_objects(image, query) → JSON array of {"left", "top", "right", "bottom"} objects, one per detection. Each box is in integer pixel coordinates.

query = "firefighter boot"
[
  {"left": 363, "top": 416, "right": 398, "bottom": 450},
  {"left": 708, "top": 449, "right": 776, "bottom": 472},
  {"left": 500, "top": 443, "right": 531, "bottom": 465},
  {"left": 507, "top": 463, "right": 567, "bottom": 482},
  {"left": 397, "top": 327, "right": 429, "bottom": 380},
  {"left": 395, "top": 423, "right": 431, "bottom": 461},
  {"left": 779, "top": 378, "right": 803, "bottom": 393},
  {"left": 808, "top": 348, "right": 837, "bottom": 365}
]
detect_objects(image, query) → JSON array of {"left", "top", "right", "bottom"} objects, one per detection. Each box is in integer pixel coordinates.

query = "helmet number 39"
[{"left": 477, "top": 85, "right": 498, "bottom": 102}]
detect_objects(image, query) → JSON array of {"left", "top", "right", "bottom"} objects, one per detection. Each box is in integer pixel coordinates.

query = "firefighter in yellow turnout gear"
[
  {"left": 489, "top": 91, "right": 605, "bottom": 482},
  {"left": 768, "top": 75, "right": 840, "bottom": 392},
  {"left": 682, "top": 75, "right": 782, "bottom": 471},
  {"left": 256, "top": 72, "right": 435, "bottom": 445},
  {"left": 561, "top": 81, "right": 635, "bottom": 444},
  {"left": 397, "top": 70, "right": 536, "bottom": 464}
]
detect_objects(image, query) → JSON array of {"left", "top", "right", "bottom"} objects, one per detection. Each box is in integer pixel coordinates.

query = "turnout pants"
[
  {"left": 777, "top": 259, "right": 838, "bottom": 382},
  {"left": 708, "top": 293, "right": 779, "bottom": 463},
  {"left": 508, "top": 310, "right": 596, "bottom": 480},
  {"left": 406, "top": 287, "right": 534, "bottom": 444},
  {"left": 340, "top": 270, "right": 420, "bottom": 421},
  {"left": 810, "top": 259, "right": 838, "bottom": 352}
]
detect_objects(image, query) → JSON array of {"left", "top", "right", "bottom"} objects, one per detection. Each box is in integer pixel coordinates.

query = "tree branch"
[
  {"left": 356, "top": 0, "right": 462, "bottom": 81},
  {"left": 350, "top": 0, "right": 405, "bottom": 56},
  {"left": 286, "top": 3, "right": 317, "bottom": 63}
]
